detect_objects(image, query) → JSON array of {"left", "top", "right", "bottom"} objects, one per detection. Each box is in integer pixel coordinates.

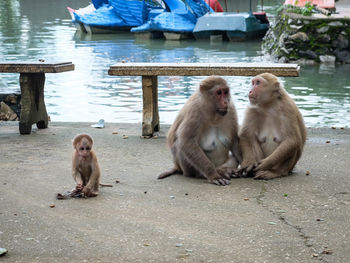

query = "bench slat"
[
  {"left": 0, "top": 62, "right": 74, "bottom": 73},
  {"left": 108, "top": 62, "right": 300, "bottom": 77}
]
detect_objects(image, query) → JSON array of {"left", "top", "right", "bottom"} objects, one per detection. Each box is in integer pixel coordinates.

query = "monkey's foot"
[
  {"left": 209, "top": 178, "right": 231, "bottom": 186},
  {"left": 216, "top": 167, "right": 233, "bottom": 180},
  {"left": 254, "top": 170, "right": 280, "bottom": 180}
]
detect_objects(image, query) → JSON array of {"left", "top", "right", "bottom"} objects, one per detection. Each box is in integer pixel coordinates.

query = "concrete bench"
[
  {"left": 0, "top": 61, "right": 74, "bottom": 134},
  {"left": 108, "top": 62, "right": 300, "bottom": 137}
]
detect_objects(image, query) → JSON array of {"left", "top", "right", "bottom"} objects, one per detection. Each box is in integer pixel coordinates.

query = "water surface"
[{"left": 0, "top": 0, "right": 349, "bottom": 127}]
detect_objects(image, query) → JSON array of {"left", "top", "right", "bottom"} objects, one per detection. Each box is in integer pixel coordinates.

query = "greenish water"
[{"left": 0, "top": 0, "right": 349, "bottom": 127}]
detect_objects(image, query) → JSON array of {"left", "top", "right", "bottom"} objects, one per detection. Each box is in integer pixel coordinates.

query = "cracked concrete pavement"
[{"left": 0, "top": 122, "right": 349, "bottom": 262}]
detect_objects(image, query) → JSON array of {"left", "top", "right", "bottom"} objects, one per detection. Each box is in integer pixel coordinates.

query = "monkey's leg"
[{"left": 178, "top": 154, "right": 198, "bottom": 178}]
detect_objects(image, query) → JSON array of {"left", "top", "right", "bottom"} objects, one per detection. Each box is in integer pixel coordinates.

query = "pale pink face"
[
  {"left": 77, "top": 138, "right": 91, "bottom": 159},
  {"left": 249, "top": 76, "right": 265, "bottom": 104},
  {"left": 212, "top": 85, "right": 230, "bottom": 116}
]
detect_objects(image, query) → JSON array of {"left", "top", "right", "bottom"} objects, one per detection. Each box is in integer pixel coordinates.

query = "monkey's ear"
[
  {"left": 274, "top": 82, "right": 282, "bottom": 99},
  {"left": 199, "top": 84, "right": 206, "bottom": 93}
]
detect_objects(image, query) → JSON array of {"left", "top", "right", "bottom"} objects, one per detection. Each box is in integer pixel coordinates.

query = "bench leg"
[
  {"left": 142, "top": 75, "right": 160, "bottom": 137},
  {"left": 19, "top": 73, "right": 48, "bottom": 135}
]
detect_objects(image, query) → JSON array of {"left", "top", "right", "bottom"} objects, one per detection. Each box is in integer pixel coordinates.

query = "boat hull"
[{"left": 193, "top": 12, "right": 269, "bottom": 41}]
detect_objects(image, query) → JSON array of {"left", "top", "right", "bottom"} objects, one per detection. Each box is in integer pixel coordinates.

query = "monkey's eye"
[
  {"left": 224, "top": 90, "right": 229, "bottom": 95},
  {"left": 79, "top": 147, "right": 90, "bottom": 151},
  {"left": 217, "top": 90, "right": 222, "bottom": 95}
]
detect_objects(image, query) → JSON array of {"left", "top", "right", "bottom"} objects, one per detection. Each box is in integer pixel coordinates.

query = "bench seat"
[{"left": 0, "top": 61, "right": 74, "bottom": 134}]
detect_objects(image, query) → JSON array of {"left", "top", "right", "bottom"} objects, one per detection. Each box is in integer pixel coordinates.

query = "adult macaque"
[
  {"left": 72, "top": 134, "right": 101, "bottom": 197},
  {"left": 239, "top": 73, "right": 306, "bottom": 180},
  {"left": 158, "top": 76, "right": 241, "bottom": 186}
]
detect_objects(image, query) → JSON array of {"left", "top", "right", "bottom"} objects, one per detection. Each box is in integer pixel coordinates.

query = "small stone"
[
  {"left": 306, "top": 170, "right": 310, "bottom": 176},
  {"left": 299, "top": 50, "right": 317, "bottom": 59},
  {"left": 312, "top": 253, "right": 319, "bottom": 257},
  {"left": 170, "top": 196, "right": 175, "bottom": 199},
  {"left": 176, "top": 243, "right": 183, "bottom": 247},
  {"left": 244, "top": 198, "right": 249, "bottom": 201},
  {"left": 321, "top": 249, "right": 333, "bottom": 255},
  {"left": 122, "top": 135, "right": 128, "bottom": 139},
  {"left": 289, "top": 32, "right": 309, "bottom": 42},
  {"left": 185, "top": 249, "right": 193, "bottom": 252},
  {"left": 49, "top": 204, "right": 55, "bottom": 208},
  {"left": 329, "top": 21, "right": 343, "bottom": 27},
  {"left": 0, "top": 101, "right": 18, "bottom": 121},
  {"left": 112, "top": 131, "right": 119, "bottom": 134},
  {"left": 331, "top": 127, "right": 336, "bottom": 129},
  {"left": 115, "top": 180, "right": 120, "bottom": 184},
  {"left": 317, "top": 34, "right": 331, "bottom": 43},
  {"left": 316, "top": 218, "right": 324, "bottom": 221},
  {"left": 319, "top": 55, "right": 335, "bottom": 64},
  {"left": 4, "top": 95, "right": 17, "bottom": 104},
  {"left": 267, "top": 221, "right": 277, "bottom": 225},
  {"left": 317, "top": 26, "right": 329, "bottom": 33},
  {"left": 335, "top": 50, "right": 350, "bottom": 63},
  {"left": 326, "top": 140, "right": 330, "bottom": 143}
]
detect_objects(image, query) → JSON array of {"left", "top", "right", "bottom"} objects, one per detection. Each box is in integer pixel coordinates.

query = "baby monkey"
[{"left": 72, "top": 134, "right": 101, "bottom": 197}]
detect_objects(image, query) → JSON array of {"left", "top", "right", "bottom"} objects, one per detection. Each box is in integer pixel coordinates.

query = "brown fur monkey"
[
  {"left": 239, "top": 73, "right": 306, "bottom": 180},
  {"left": 158, "top": 76, "right": 241, "bottom": 186},
  {"left": 72, "top": 134, "right": 101, "bottom": 197}
]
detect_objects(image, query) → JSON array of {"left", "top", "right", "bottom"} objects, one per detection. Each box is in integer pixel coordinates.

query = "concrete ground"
[{"left": 0, "top": 122, "right": 349, "bottom": 263}]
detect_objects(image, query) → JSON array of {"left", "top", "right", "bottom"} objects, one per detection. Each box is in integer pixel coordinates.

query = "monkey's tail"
[{"left": 158, "top": 167, "right": 181, "bottom": 179}]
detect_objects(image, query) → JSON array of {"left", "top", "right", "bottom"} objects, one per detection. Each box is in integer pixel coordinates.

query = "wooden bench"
[
  {"left": 108, "top": 62, "right": 300, "bottom": 137},
  {"left": 0, "top": 62, "right": 74, "bottom": 134}
]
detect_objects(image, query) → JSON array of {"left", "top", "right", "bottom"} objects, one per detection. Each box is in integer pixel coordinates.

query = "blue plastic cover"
[
  {"left": 186, "top": 0, "right": 212, "bottom": 17},
  {"left": 92, "top": 0, "right": 109, "bottom": 9},
  {"left": 131, "top": 0, "right": 197, "bottom": 33},
  {"left": 131, "top": 11, "right": 196, "bottom": 33},
  {"left": 74, "top": 5, "right": 127, "bottom": 27},
  {"left": 109, "top": 0, "right": 148, "bottom": 26}
]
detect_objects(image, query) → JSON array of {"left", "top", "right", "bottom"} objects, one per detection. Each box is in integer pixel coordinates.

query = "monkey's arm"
[
  {"left": 72, "top": 153, "right": 83, "bottom": 187},
  {"left": 239, "top": 130, "right": 264, "bottom": 177},
  {"left": 85, "top": 153, "right": 101, "bottom": 192},
  {"left": 255, "top": 137, "right": 297, "bottom": 171},
  {"left": 178, "top": 120, "right": 229, "bottom": 185},
  {"left": 231, "top": 134, "right": 242, "bottom": 164}
]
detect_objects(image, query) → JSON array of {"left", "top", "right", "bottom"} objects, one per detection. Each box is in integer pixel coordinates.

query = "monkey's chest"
[
  {"left": 257, "top": 123, "right": 281, "bottom": 157},
  {"left": 199, "top": 128, "right": 229, "bottom": 166},
  {"left": 78, "top": 162, "right": 92, "bottom": 182}
]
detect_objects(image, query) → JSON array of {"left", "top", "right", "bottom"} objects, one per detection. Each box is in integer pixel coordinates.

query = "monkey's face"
[
  {"left": 213, "top": 86, "right": 230, "bottom": 116},
  {"left": 77, "top": 139, "right": 92, "bottom": 160}
]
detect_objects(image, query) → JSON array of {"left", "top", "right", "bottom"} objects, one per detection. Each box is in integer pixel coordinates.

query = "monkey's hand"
[
  {"left": 208, "top": 173, "right": 231, "bottom": 186},
  {"left": 254, "top": 158, "right": 271, "bottom": 172},
  {"left": 216, "top": 167, "right": 233, "bottom": 180},
  {"left": 254, "top": 170, "right": 280, "bottom": 180},
  {"left": 238, "top": 161, "right": 257, "bottom": 177},
  {"left": 76, "top": 184, "right": 83, "bottom": 191},
  {"left": 82, "top": 186, "right": 98, "bottom": 197}
]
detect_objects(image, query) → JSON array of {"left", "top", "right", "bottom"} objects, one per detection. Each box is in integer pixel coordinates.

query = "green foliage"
[{"left": 282, "top": 2, "right": 316, "bottom": 16}]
